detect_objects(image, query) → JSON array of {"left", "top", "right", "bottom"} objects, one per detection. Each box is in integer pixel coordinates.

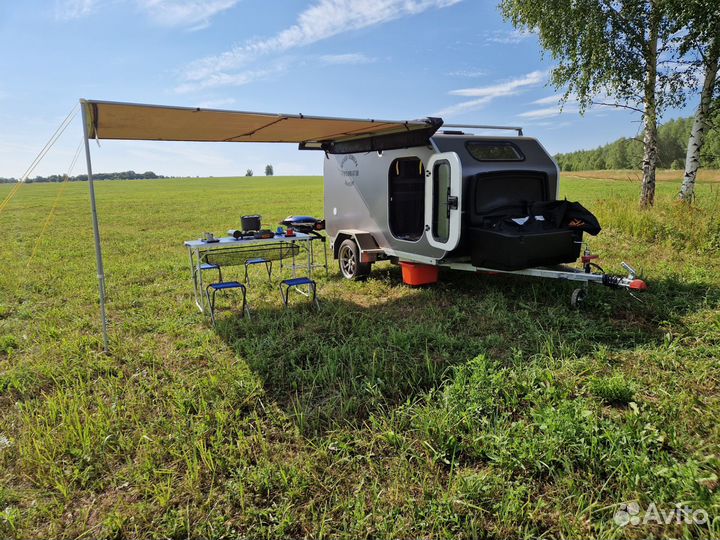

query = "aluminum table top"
[{"left": 184, "top": 232, "right": 312, "bottom": 250}]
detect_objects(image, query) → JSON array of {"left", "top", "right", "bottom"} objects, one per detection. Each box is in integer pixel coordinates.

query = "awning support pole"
[{"left": 80, "top": 100, "right": 109, "bottom": 353}]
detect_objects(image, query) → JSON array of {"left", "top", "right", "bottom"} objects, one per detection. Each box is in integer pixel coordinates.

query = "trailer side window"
[
  {"left": 432, "top": 161, "right": 451, "bottom": 243},
  {"left": 466, "top": 141, "right": 524, "bottom": 161},
  {"left": 388, "top": 157, "right": 425, "bottom": 242}
]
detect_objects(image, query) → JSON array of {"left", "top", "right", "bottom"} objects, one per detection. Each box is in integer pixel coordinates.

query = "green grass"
[
  {"left": 1, "top": 173, "right": 719, "bottom": 538},
  {"left": 588, "top": 374, "right": 636, "bottom": 405}
]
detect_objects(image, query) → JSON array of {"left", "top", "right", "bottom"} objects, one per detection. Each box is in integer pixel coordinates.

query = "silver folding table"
[{"left": 184, "top": 232, "right": 326, "bottom": 313}]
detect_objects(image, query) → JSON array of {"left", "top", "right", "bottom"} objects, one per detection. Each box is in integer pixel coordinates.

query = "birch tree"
[
  {"left": 678, "top": 46, "right": 719, "bottom": 202},
  {"left": 678, "top": 1, "right": 720, "bottom": 203},
  {"left": 500, "top": 0, "right": 686, "bottom": 207}
]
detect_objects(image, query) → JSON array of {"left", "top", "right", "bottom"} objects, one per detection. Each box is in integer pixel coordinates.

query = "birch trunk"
[
  {"left": 640, "top": 112, "right": 658, "bottom": 207},
  {"left": 679, "top": 41, "right": 719, "bottom": 203},
  {"left": 640, "top": 12, "right": 659, "bottom": 208}
]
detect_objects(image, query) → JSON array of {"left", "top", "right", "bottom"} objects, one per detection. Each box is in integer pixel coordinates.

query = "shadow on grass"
[{"left": 215, "top": 264, "right": 719, "bottom": 435}]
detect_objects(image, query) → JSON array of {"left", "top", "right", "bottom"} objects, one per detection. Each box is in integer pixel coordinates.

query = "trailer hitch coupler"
[{"left": 629, "top": 279, "right": 648, "bottom": 291}]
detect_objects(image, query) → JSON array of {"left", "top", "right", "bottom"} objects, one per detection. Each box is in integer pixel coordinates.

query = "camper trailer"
[
  {"left": 80, "top": 100, "right": 646, "bottom": 314},
  {"left": 316, "top": 124, "right": 646, "bottom": 304}
]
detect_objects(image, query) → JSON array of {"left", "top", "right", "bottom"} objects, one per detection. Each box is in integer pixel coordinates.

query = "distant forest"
[
  {"left": 555, "top": 115, "right": 720, "bottom": 171},
  {"left": 0, "top": 171, "right": 165, "bottom": 184}
]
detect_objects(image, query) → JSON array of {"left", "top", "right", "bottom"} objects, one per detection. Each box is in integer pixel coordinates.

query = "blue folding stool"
[
  {"left": 279, "top": 277, "right": 319, "bottom": 309},
  {"left": 196, "top": 261, "right": 222, "bottom": 283},
  {"left": 244, "top": 257, "right": 272, "bottom": 284},
  {"left": 205, "top": 281, "right": 249, "bottom": 324}
]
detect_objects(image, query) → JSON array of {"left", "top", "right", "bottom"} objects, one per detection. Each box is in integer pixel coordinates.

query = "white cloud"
[
  {"left": 533, "top": 94, "right": 564, "bottom": 106},
  {"left": 435, "top": 70, "right": 546, "bottom": 117},
  {"left": 180, "top": 0, "right": 463, "bottom": 88},
  {"left": 523, "top": 92, "right": 625, "bottom": 118},
  {"left": 55, "top": 0, "right": 97, "bottom": 19},
  {"left": 518, "top": 105, "right": 579, "bottom": 119},
  {"left": 320, "top": 53, "right": 375, "bottom": 65},
  {"left": 55, "top": 0, "right": 238, "bottom": 28},
  {"left": 434, "top": 71, "right": 547, "bottom": 117},
  {"left": 532, "top": 92, "right": 582, "bottom": 105},
  {"left": 175, "top": 63, "right": 288, "bottom": 93},
  {"left": 136, "top": 0, "right": 240, "bottom": 29},
  {"left": 449, "top": 70, "right": 546, "bottom": 98},
  {"left": 484, "top": 29, "right": 533, "bottom": 45},
  {"left": 433, "top": 96, "right": 494, "bottom": 116},
  {"left": 447, "top": 69, "right": 487, "bottom": 78},
  {"left": 196, "top": 97, "right": 237, "bottom": 108},
  {"left": 520, "top": 93, "right": 585, "bottom": 119}
]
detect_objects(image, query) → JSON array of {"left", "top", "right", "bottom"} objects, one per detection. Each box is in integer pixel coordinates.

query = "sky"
[{"left": 0, "top": 0, "right": 698, "bottom": 179}]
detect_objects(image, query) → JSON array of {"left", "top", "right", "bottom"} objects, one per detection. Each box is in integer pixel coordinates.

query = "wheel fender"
[{"left": 332, "top": 230, "right": 380, "bottom": 260}]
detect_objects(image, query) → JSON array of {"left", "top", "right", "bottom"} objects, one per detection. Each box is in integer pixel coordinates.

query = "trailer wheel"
[
  {"left": 570, "top": 288, "right": 587, "bottom": 309},
  {"left": 338, "top": 239, "right": 371, "bottom": 280}
]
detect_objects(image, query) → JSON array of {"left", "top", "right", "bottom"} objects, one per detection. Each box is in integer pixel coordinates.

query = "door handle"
[{"left": 447, "top": 195, "right": 458, "bottom": 210}]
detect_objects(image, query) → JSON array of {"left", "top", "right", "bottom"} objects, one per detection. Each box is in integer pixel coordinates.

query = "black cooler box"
[{"left": 469, "top": 225, "right": 582, "bottom": 270}]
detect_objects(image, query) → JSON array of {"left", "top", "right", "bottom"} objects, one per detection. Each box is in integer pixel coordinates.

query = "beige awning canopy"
[
  {"left": 77, "top": 98, "right": 443, "bottom": 352},
  {"left": 81, "top": 100, "right": 442, "bottom": 152}
]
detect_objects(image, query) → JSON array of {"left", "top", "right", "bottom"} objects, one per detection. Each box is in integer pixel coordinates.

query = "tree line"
[
  {"left": 501, "top": 0, "right": 719, "bottom": 206},
  {"left": 555, "top": 114, "right": 720, "bottom": 172},
  {"left": 1, "top": 165, "right": 276, "bottom": 184},
  {"left": 0, "top": 171, "right": 164, "bottom": 184}
]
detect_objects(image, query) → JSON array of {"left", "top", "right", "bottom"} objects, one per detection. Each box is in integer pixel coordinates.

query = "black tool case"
[{"left": 464, "top": 171, "right": 594, "bottom": 270}]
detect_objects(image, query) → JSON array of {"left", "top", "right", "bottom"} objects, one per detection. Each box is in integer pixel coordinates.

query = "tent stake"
[{"left": 80, "top": 100, "right": 109, "bottom": 353}]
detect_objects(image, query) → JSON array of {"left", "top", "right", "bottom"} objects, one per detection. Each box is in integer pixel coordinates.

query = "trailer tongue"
[{"left": 442, "top": 256, "right": 647, "bottom": 308}]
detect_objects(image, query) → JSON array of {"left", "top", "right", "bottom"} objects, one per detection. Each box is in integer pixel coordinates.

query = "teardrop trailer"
[
  {"left": 309, "top": 122, "right": 647, "bottom": 305},
  {"left": 79, "top": 100, "right": 646, "bottom": 350}
]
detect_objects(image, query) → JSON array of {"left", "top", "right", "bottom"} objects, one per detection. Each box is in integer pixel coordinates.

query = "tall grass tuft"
[{"left": 588, "top": 374, "right": 635, "bottom": 405}]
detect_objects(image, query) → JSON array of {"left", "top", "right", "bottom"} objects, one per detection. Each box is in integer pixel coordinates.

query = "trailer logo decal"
[{"left": 340, "top": 155, "right": 359, "bottom": 185}]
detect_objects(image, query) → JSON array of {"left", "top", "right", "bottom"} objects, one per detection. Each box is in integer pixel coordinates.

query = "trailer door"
[{"left": 425, "top": 152, "right": 462, "bottom": 251}]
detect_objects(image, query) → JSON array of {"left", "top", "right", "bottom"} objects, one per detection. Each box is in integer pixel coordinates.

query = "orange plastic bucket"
[{"left": 400, "top": 262, "right": 439, "bottom": 286}]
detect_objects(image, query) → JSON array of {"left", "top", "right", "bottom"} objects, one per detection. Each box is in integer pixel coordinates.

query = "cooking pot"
[{"left": 241, "top": 214, "right": 261, "bottom": 232}]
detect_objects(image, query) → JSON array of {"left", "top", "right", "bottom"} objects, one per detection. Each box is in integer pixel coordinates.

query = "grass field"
[{"left": 1, "top": 172, "right": 720, "bottom": 539}]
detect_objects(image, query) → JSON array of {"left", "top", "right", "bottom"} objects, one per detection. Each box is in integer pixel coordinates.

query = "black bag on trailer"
[
  {"left": 467, "top": 200, "right": 600, "bottom": 271},
  {"left": 529, "top": 200, "right": 601, "bottom": 236}
]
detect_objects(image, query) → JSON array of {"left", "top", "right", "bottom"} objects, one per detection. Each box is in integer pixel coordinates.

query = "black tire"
[
  {"left": 338, "top": 239, "right": 371, "bottom": 280},
  {"left": 570, "top": 287, "right": 587, "bottom": 309}
]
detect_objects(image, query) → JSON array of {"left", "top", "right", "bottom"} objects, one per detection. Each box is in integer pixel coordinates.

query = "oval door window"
[{"left": 432, "top": 161, "right": 451, "bottom": 243}]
